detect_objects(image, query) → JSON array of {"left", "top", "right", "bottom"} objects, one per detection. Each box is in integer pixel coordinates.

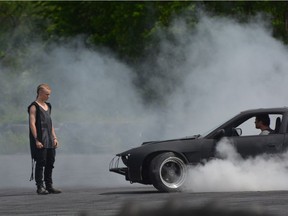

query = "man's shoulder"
[
  {"left": 28, "top": 101, "right": 38, "bottom": 112},
  {"left": 259, "top": 130, "right": 270, "bottom": 135}
]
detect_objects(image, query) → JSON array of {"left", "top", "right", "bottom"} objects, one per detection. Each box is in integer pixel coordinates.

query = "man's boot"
[
  {"left": 37, "top": 185, "right": 49, "bottom": 195},
  {"left": 46, "top": 184, "right": 62, "bottom": 194}
]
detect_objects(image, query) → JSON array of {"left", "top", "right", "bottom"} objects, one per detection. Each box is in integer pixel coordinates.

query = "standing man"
[{"left": 28, "top": 83, "right": 61, "bottom": 195}]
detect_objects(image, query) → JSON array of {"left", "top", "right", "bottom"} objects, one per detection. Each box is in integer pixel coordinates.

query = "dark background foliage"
[{"left": 1, "top": 1, "right": 288, "bottom": 64}]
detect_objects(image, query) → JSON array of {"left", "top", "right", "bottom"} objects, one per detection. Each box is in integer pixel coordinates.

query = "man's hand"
[
  {"left": 53, "top": 138, "right": 59, "bottom": 148},
  {"left": 36, "top": 140, "right": 44, "bottom": 149}
]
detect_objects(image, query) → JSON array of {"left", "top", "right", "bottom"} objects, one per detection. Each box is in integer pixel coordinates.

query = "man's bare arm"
[{"left": 29, "top": 105, "right": 43, "bottom": 149}]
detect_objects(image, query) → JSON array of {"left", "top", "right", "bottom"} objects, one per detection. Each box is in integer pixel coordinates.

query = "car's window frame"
[{"left": 204, "top": 111, "right": 286, "bottom": 139}]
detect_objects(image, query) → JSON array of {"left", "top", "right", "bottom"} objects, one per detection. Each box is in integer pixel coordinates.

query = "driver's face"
[{"left": 255, "top": 118, "right": 261, "bottom": 129}]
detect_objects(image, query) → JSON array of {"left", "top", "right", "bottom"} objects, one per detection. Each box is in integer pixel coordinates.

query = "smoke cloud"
[
  {"left": 185, "top": 138, "right": 288, "bottom": 192},
  {"left": 153, "top": 15, "right": 288, "bottom": 138},
  {"left": 1, "top": 13, "right": 288, "bottom": 189}
]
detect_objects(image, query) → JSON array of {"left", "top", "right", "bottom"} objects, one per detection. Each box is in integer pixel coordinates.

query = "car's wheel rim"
[{"left": 159, "top": 156, "right": 186, "bottom": 189}]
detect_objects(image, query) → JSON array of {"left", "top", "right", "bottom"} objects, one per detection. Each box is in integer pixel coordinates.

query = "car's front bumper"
[
  {"left": 109, "top": 156, "right": 128, "bottom": 177},
  {"left": 109, "top": 153, "right": 147, "bottom": 184}
]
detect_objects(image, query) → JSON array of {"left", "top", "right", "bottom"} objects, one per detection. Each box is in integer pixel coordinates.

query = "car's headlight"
[{"left": 122, "top": 154, "right": 130, "bottom": 166}]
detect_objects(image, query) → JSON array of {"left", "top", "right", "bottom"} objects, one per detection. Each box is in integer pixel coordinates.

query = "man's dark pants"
[{"left": 35, "top": 148, "right": 55, "bottom": 187}]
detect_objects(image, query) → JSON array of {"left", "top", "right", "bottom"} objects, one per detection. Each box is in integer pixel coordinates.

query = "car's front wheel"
[{"left": 149, "top": 152, "right": 187, "bottom": 192}]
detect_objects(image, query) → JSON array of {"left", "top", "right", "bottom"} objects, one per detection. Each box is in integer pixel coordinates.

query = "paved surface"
[{"left": 0, "top": 186, "right": 288, "bottom": 216}]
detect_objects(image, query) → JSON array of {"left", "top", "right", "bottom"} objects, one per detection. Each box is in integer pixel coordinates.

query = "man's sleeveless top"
[
  {"left": 28, "top": 102, "right": 53, "bottom": 160},
  {"left": 38, "top": 106, "right": 53, "bottom": 148}
]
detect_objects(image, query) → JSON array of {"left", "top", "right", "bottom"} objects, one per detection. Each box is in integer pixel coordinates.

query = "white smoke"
[
  {"left": 185, "top": 138, "right": 288, "bottom": 192},
  {"left": 151, "top": 15, "right": 288, "bottom": 138}
]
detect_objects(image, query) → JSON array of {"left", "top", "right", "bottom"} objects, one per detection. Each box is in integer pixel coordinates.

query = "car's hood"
[
  {"left": 141, "top": 134, "right": 201, "bottom": 146},
  {"left": 116, "top": 134, "right": 202, "bottom": 156}
]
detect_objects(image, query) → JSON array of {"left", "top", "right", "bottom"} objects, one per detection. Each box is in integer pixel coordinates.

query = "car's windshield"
[{"left": 200, "top": 115, "right": 234, "bottom": 138}]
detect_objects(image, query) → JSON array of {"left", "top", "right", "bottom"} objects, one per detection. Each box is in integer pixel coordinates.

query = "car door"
[
  {"left": 231, "top": 133, "right": 285, "bottom": 158},
  {"left": 228, "top": 113, "right": 285, "bottom": 157}
]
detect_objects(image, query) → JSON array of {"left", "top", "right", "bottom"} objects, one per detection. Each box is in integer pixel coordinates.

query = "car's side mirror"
[
  {"left": 214, "top": 129, "right": 225, "bottom": 140},
  {"left": 236, "top": 128, "right": 242, "bottom": 136},
  {"left": 232, "top": 127, "right": 242, "bottom": 136}
]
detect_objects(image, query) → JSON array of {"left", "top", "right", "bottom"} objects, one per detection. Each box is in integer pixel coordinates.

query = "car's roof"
[{"left": 240, "top": 107, "right": 288, "bottom": 115}]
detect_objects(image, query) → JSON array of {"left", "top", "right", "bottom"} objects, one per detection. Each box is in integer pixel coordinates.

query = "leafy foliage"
[{"left": 0, "top": 1, "right": 287, "bottom": 63}]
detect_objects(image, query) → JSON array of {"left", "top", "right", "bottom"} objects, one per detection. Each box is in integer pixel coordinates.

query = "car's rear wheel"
[{"left": 149, "top": 152, "right": 187, "bottom": 192}]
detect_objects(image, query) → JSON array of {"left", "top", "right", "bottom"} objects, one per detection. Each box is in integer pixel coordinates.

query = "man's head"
[
  {"left": 36, "top": 83, "right": 51, "bottom": 101},
  {"left": 255, "top": 114, "right": 270, "bottom": 129}
]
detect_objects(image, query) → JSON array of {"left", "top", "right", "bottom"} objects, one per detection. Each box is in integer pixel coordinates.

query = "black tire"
[{"left": 149, "top": 152, "right": 187, "bottom": 192}]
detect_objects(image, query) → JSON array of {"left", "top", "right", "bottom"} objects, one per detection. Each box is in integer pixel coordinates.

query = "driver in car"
[{"left": 255, "top": 114, "right": 273, "bottom": 135}]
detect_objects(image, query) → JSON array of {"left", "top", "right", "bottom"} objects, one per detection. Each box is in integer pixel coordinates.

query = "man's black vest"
[{"left": 28, "top": 102, "right": 52, "bottom": 160}]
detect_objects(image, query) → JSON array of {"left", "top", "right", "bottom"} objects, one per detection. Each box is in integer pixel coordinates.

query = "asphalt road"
[{"left": 0, "top": 186, "right": 288, "bottom": 216}]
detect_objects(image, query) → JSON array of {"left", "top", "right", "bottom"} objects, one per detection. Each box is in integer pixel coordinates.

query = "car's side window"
[{"left": 236, "top": 114, "right": 282, "bottom": 136}]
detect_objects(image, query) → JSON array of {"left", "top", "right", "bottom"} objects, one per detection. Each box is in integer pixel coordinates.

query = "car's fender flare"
[{"left": 145, "top": 151, "right": 188, "bottom": 165}]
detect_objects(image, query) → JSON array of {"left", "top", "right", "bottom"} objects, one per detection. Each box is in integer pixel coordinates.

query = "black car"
[{"left": 109, "top": 107, "right": 288, "bottom": 192}]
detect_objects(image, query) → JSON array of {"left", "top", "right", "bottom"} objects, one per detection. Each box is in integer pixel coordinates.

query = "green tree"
[
  {"left": 203, "top": 1, "right": 288, "bottom": 43},
  {"left": 32, "top": 1, "right": 195, "bottom": 61},
  {"left": 0, "top": 1, "right": 45, "bottom": 69}
]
